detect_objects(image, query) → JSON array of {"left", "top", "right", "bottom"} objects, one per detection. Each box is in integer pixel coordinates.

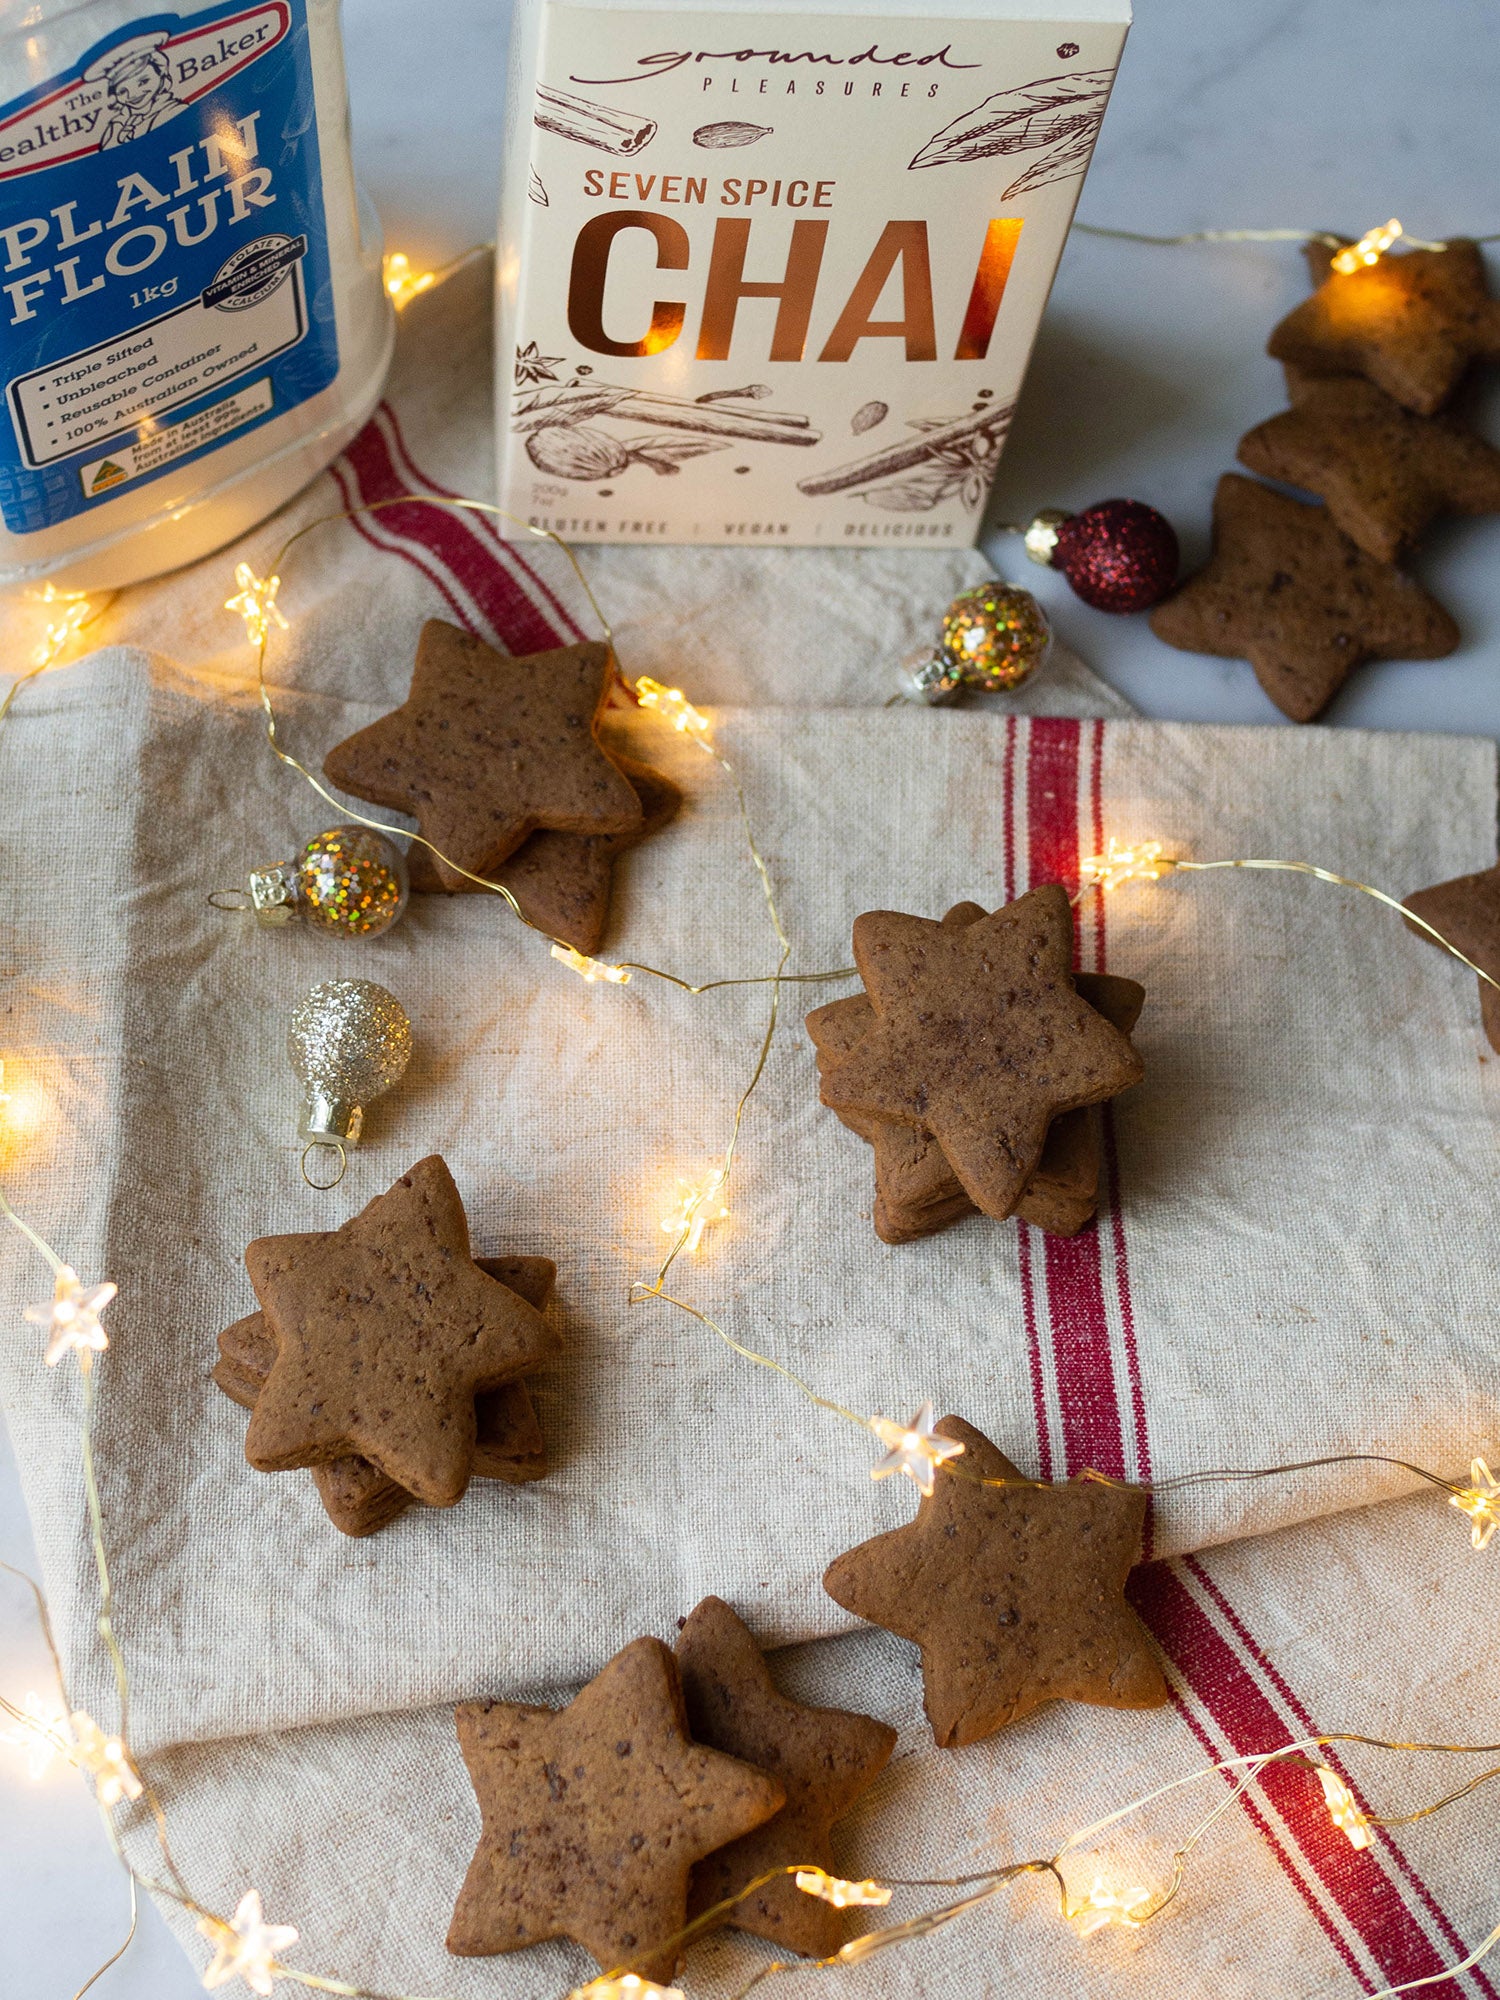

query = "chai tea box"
[{"left": 496, "top": 0, "right": 1131, "bottom": 547}]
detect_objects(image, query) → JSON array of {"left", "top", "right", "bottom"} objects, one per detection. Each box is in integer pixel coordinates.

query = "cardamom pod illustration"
[
  {"left": 851, "top": 400, "right": 889, "bottom": 434},
  {"left": 693, "top": 121, "right": 774, "bottom": 149}
]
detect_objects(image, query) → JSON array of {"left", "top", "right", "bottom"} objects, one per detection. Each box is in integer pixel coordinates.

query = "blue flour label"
[{"left": 0, "top": 0, "right": 338, "bottom": 534}]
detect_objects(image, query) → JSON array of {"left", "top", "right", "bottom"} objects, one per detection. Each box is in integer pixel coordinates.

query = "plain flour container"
[{"left": 0, "top": 0, "right": 392, "bottom": 588}]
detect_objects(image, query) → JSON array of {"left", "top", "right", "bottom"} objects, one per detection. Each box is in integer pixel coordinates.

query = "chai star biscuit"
[
  {"left": 1404, "top": 860, "right": 1500, "bottom": 1054},
  {"left": 1149, "top": 473, "right": 1458, "bottom": 722},
  {"left": 676, "top": 1596, "right": 896, "bottom": 1958},
  {"left": 818, "top": 887, "right": 1143, "bottom": 1220},
  {"left": 407, "top": 754, "right": 682, "bottom": 954},
  {"left": 1268, "top": 237, "right": 1500, "bottom": 417},
  {"left": 448, "top": 1636, "right": 785, "bottom": 1979},
  {"left": 239, "top": 1157, "right": 560, "bottom": 1513},
  {"left": 1238, "top": 373, "right": 1500, "bottom": 563},
  {"left": 811, "top": 969, "right": 1143, "bottom": 1242},
  {"left": 823, "top": 1414, "right": 1166, "bottom": 1747},
  {"left": 809, "top": 899, "right": 1144, "bottom": 1238},
  {"left": 323, "top": 623, "right": 643, "bottom": 890},
  {"left": 213, "top": 1253, "right": 554, "bottom": 1537}
]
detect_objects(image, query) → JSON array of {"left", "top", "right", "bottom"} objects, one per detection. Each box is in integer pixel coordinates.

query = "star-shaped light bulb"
[
  {"left": 566, "top": 1977, "right": 685, "bottom": 2000},
  {"left": 68, "top": 1711, "right": 142, "bottom": 1808},
  {"left": 551, "top": 943, "right": 631, "bottom": 984},
  {"left": 1314, "top": 1764, "right": 1372, "bottom": 1850},
  {"left": 1068, "top": 1875, "right": 1153, "bottom": 1938},
  {"left": 225, "top": 566, "right": 289, "bottom": 650},
  {"left": 1078, "top": 838, "right": 1170, "bottom": 894},
  {"left": 661, "top": 1164, "right": 729, "bottom": 1254},
  {"left": 1331, "top": 219, "right": 1403, "bottom": 276},
  {"left": 382, "top": 251, "right": 437, "bottom": 309},
  {"left": 795, "top": 1867, "right": 892, "bottom": 1909},
  {"left": 1450, "top": 1457, "right": 1500, "bottom": 1550},
  {"left": 634, "top": 676, "right": 713, "bottom": 749},
  {"left": 0, "top": 1692, "right": 73, "bottom": 1780},
  {"left": 25, "top": 1265, "right": 115, "bottom": 1367},
  {"left": 868, "top": 1401, "right": 965, "bottom": 1495},
  {"left": 199, "top": 1890, "right": 299, "bottom": 1995}
]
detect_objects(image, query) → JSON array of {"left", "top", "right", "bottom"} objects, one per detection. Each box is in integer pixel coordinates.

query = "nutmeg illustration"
[{"left": 525, "top": 425, "right": 631, "bottom": 480}]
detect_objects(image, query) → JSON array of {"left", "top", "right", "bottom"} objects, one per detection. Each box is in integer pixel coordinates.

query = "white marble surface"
[{"left": 5, "top": 0, "right": 1500, "bottom": 1992}]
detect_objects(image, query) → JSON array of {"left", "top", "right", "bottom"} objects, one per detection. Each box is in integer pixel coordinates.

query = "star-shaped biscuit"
[
  {"left": 243, "top": 1156, "right": 560, "bottom": 1508},
  {"left": 1149, "top": 473, "right": 1458, "bottom": 722},
  {"left": 408, "top": 755, "right": 682, "bottom": 953},
  {"left": 823, "top": 1415, "right": 1166, "bottom": 1747},
  {"left": 812, "top": 991, "right": 1111, "bottom": 1242},
  {"left": 447, "top": 1636, "right": 785, "bottom": 1979},
  {"left": 1267, "top": 238, "right": 1500, "bottom": 416},
  {"left": 1404, "top": 860, "right": 1500, "bottom": 1053},
  {"left": 214, "top": 1253, "right": 554, "bottom": 1535},
  {"left": 810, "top": 899, "right": 1144, "bottom": 1242},
  {"left": 1237, "top": 374, "right": 1500, "bottom": 562},
  {"left": 324, "top": 622, "right": 643, "bottom": 889},
  {"left": 675, "top": 1596, "right": 896, "bottom": 1958},
  {"left": 817, "top": 885, "right": 1143, "bottom": 1221}
]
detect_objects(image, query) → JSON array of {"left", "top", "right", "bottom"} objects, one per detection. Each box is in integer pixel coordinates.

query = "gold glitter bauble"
[
  {"left": 296, "top": 826, "right": 408, "bottom": 939},
  {"left": 938, "top": 581, "right": 1052, "bottom": 693},
  {"left": 287, "top": 979, "right": 412, "bottom": 1147}
]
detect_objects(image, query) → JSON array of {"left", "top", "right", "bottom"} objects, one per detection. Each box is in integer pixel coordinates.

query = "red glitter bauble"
[{"left": 1051, "top": 499, "right": 1179, "bottom": 614}]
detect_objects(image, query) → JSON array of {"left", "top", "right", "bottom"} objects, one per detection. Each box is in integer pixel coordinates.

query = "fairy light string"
[
  {"left": 1077, "top": 841, "right": 1500, "bottom": 998},
  {"left": 6, "top": 242, "right": 1500, "bottom": 1999},
  {"left": 1072, "top": 218, "right": 1500, "bottom": 254}
]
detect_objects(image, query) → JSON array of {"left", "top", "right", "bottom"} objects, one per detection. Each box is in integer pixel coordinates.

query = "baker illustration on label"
[
  {"left": 0, "top": 0, "right": 340, "bottom": 541},
  {"left": 86, "top": 32, "right": 189, "bottom": 149}
]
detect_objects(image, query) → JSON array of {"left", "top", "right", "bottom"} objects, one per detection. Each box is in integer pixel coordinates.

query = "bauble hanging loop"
[
  {"left": 236, "top": 825, "right": 409, "bottom": 938},
  {"left": 287, "top": 978, "right": 413, "bottom": 1187},
  {"left": 1021, "top": 498, "right": 1180, "bottom": 614},
  {"left": 896, "top": 580, "right": 1052, "bottom": 705}
]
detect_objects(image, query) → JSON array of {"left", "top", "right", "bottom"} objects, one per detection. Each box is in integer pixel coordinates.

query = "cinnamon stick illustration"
[
  {"left": 797, "top": 405, "right": 1013, "bottom": 497},
  {"left": 535, "top": 84, "right": 657, "bottom": 156},
  {"left": 515, "top": 381, "right": 819, "bottom": 446},
  {"left": 620, "top": 385, "right": 815, "bottom": 443},
  {"left": 513, "top": 384, "right": 634, "bottom": 431}
]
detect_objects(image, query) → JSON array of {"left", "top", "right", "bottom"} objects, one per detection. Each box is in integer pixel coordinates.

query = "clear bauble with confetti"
[
  {"left": 939, "top": 581, "right": 1053, "bottom": 691},
  {"left": 896, "top": 581, "right": 1052, "bottom": 704},
  {"left": 246, "top": 825, "right": 409, "bottom": 939}
]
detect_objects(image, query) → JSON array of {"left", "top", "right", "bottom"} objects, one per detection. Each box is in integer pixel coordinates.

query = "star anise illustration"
[{"left": 514, "top": 341, "right": 565, "bottom": 387}]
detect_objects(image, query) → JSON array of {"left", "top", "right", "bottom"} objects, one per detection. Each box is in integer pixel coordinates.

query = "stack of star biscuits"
[
  {"left": 808, "top": 885, "right": 1145, "bottom": 1244},
  {"left": 323, "top": 619, "right": 681, "bottom": 951},
  {"left": 211, "top": 1155, "right": 561, "bottom": 1536}
]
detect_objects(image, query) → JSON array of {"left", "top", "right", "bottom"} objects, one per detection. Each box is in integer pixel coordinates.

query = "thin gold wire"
[
  {"left": 300, "top": 1138, "right": 349, "bottom": 1191},
  {"left": 1170, "top": 857, "right": 1500, "bottom": 995},
  {"left": 1070, "top": 223, "right": 1500, "bottom": 250},
  {"left": 71, "top": 1875, "right": 138, "bottom": 1999},
  {"left": 0, "top": 591, "right": 117, "bottom": 734}
]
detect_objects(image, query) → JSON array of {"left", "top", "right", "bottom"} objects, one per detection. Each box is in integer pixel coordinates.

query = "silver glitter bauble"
[{"left": 286, "top": 979, "right": 412, "bottom": 1148}]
